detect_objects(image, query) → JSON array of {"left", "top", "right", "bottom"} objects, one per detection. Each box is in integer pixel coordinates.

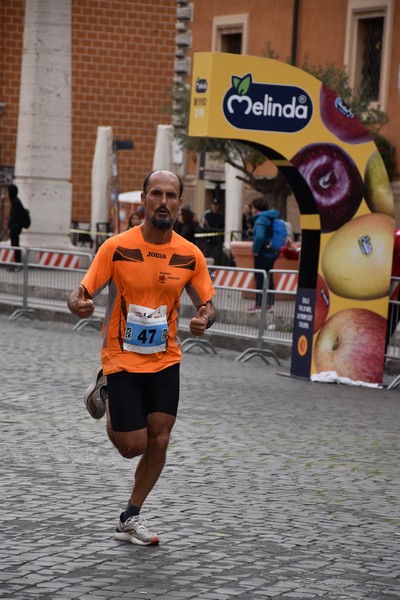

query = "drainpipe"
[{"left": 291, "top": 0, "right": 300, "bottom": 66}]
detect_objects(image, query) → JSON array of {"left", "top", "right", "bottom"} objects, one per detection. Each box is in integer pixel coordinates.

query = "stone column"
[
  {"left": 224, "top": 163, "right": 244, "bottom": 251},
  {"left": 15, "top": 0, "right": 72, "bottom": 249}
]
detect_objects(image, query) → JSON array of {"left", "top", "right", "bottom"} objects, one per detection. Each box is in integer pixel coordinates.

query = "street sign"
[{"left": 0, "top": 166, "right": 14, "bottom": 187}]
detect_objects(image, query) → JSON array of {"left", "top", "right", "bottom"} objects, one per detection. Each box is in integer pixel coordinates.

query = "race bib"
[{"left": 124, "top": 304, "right": 169, "bottom": 354}]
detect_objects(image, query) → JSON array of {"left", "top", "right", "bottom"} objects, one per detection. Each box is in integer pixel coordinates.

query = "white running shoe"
[
  {"left": 114, "top": 515, "right": 160, "bottom": 546},
  {"left": 83, "top": 367, "right": 107, "bottom": 419}
]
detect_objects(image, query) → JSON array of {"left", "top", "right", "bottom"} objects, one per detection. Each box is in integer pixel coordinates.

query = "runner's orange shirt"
[{"left": 81, "top": 226, "right": 215, "bottom": 374}]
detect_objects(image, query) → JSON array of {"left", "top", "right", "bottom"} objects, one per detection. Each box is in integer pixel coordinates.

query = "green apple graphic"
[{"left": 364, "top": 150, "right": 394, "bottom": 218}]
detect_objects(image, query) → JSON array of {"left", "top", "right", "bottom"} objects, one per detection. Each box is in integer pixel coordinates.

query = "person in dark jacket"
[
  {"left": 173, "top": 204, "right": 198, "bottom": 244},
  {"left": 250, "top": 197, "right": 281, "bottom": 313},
  {"left": 201, "top": 198, "right": 225, "bottom": 264},
  {"left": 8, "top": 184, "right": 25, "bottom": 267}
]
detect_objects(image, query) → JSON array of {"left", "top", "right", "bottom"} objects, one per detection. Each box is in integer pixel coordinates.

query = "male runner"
[{"left": 67, "top": 170, "right": 216, "bottom": 545}]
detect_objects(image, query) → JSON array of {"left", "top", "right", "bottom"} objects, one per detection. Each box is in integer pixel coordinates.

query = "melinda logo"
[
  {"left": 195, "top": 78, "right": 208, "bottom": 93},
  {"left": 223, "top": 73, "right": 313, "bottom": 133}
]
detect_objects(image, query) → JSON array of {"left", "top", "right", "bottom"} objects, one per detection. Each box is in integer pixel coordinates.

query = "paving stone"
[{"left": 0, "top": 314, "right": 399, "bottom": 599}]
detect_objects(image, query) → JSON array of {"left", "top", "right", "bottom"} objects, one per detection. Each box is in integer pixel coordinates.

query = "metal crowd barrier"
[
  {"left": 75, "top": 265, "right": 296, "bottom": 363},
  {"left": 0, "top": 245, "right": 27, "bottom": 313},
  {"left": 385, "top": 276, "right": 400, "bottom": 389},
  {"left": 179, "top": 265, "right": 292, "bottom": 364},
  {"left": 0, "top": 244, "right": 93, "bottom": 321},
  {"left": 2, "top": 245, "right": 400, "bottom": 382},
  {"left": 180, "top": 265, "right": 400, "bottom": 372},
  {"left": 260, "top": 268, "right": 297, "bottom": 346},
  {"left": 386, "top": 275, "right": 400, "bottom": 358}
]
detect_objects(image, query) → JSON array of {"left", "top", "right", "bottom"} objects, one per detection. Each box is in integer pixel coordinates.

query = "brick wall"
[
  {"left": 71, "top": 0, "right": 176, "bottom": 221},
  {"left": 0, "top": 1, "right": 24, "bottom": 171},
  {"left": 0, "top": 0, "right": 176, "bottom": 228}
]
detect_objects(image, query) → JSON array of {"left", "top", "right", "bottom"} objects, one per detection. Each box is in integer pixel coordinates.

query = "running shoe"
[
  {"left": 247, "top": 304, "right": 261, "bottom": 314},
  {"left": 83, "top": 367, "right": 107, "bottom": 419},
  {"left": 114, "top": 514, "right": 160, "bottom": 546}
]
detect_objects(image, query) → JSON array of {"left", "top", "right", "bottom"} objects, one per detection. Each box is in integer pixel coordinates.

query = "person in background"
[
  {"left": 173, "top": 204, "right": 198, "bottom": 244},
  {"left": 242, "top": 203, "right": 254, "bottom": 240},
  {"left": 127, "top": 212, "right": 142, "bottom": 229},
  {"left": 7, "top": 184, "right": 25, "bottom": 268},
  {"left": 280, "top": 236, "right": 301, "bottom": 261},
  {"left": 136, "top": 204, "right": 145, "bottom": 223},
  {"left": 283, "top": 219, "right": 294, "bottom": 240},
  {"left": 249, "top": 197, "right": 282, "bottom": 313},
  {"left": 67, "top": 169, "right": 216, "bottom": 547},
  {"left": 201, "top": 198, "right": 225, "bottom": 265}
]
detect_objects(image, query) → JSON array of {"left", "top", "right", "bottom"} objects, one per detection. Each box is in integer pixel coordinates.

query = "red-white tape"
[
  {"left": 0, "top": 248, "right": 15, "bottom": 263},
  {"left": 213, "top": 269, "right": 255, "bottom": 290},
  {"left": 275, "top": 271, "right": 298, "bottom": 292},
  {"left": 38, "top": 252, "right": 80, "bottom": 269}
]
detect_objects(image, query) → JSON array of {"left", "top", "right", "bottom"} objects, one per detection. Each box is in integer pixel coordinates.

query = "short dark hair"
[
  {"left": 251, "top": 196, "right": 269, "bottom": 211},
  {"left": 8, "top": 184, "right": 18, "bottom": 198},
  {"left": 143, "top": 170, "right": 183, "bottom": 196}
]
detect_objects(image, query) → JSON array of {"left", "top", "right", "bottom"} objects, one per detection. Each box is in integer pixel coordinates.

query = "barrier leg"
[
  {"left": 9, "top": 308, "right": 41, "bottom": 322},
  {"left": 387, "top": 374, "right": 400, "bottom": 390},
  {"left": 236, "top": 347, "right": 281, "bottom": 365},
  {"left": 181, "top": 337, "right": 217, "bottom": 354},
  {"left": 73, "top": 317, "right": 103, "bottom": 331}
]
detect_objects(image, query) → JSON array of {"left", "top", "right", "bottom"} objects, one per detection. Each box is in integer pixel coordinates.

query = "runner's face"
[{"left": 142, "top": 172, "right": 182, "bottom": 230}]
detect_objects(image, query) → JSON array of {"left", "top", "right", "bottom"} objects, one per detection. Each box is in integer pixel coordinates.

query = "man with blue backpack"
[{"left": 249, "top": 196, "right": 288, "bottom": 313}]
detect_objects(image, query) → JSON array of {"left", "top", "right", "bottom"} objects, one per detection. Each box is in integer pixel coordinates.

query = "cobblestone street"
[{"left": 1, "top": 313, "right": 399, "bottom": 599}]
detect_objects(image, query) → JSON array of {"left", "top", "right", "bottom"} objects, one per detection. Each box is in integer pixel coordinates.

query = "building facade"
[
  {"left": 184, "top": 0, "right": 400, "bottom": 232},
  {"left": 0, "top": 0, "right": 399, "bottom": 245},
  {"left": 0, "top": 0, "right": 178, "bottom": 244}
]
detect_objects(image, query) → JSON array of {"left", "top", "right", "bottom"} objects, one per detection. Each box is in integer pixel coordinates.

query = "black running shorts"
[{"left": 107, "top": 363, "right": 180, "bottom": 432}]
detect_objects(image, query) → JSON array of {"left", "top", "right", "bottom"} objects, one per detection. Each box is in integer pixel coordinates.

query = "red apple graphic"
[
  {"left": 291, "top": 143, "right": 364, "bottom": 232},
  {"left": 314, "top": 308, "right": 386, "bottom": 384},
  {"left": 320, "top": 84, "right": 371, "bottom": 144},
  {"left": 314, "top": 274, "right": 330, "bottom": 333}
]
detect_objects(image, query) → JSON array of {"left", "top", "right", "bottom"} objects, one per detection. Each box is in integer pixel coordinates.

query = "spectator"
[
  {"left": 173, "top": 204, "right": 198, "bottom": 244},
  {"left": 136, "top": 205, "right": 145, "bottom": 222},
  {"left": 249, "top": 197, "right": 283, "bottom": 313},
  {"left": 242, "top": 203, "right": 254, "bottom": 240},
  {"left": 7, "top": 184, "right": 25, "bottom": 269},
  {"left": 127, "top": 212, "right": 142, "bottom": 229},
  {"left": 201, "top": 198, "right": 224, "bottom": 265},
  {"left": 281, "top": 236, "right": 301, "bottom": 261}
]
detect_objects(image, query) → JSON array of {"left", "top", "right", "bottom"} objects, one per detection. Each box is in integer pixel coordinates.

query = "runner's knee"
[
  {"left": 148, "top": 429, "right": 171, "bottom": 454},
  {"left": 113, "top": 431, "right": 147, "bottom": 459}
]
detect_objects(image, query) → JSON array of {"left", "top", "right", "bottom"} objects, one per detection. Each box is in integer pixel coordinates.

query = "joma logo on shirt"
[{"left": 147, "top": 251, "right": 166, "bottom": 259}]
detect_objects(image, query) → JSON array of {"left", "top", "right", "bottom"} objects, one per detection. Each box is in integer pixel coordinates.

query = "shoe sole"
[
  {"left": 83, "top": 367, "right": 106, "bottom": 419},
  {"left": 114, "top": 531, "right": 160, "bottom": 546}
]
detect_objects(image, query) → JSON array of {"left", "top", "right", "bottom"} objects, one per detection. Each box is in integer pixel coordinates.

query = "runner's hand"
[
  {"left": 68, "top": 284, "right": 95, "bottom": 318},
  {"left": 189, "top": 305, "right": 208, "bottom": 337}
]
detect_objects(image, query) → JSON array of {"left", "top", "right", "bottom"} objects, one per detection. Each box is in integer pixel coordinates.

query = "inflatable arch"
[{"left": 188, "top": 52, "right": 395, "bottom": 384}]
